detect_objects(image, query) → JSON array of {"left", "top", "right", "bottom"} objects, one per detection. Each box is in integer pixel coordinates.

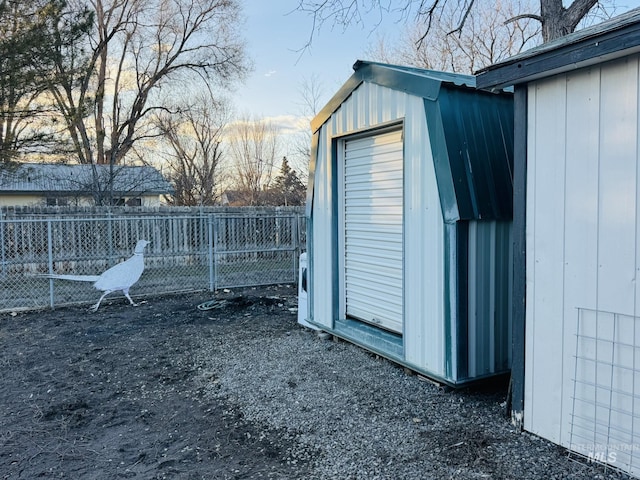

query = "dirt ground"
[
  {"left": 0, "top": 286, "right": 310, "bottom": 479},
  {"left": 0, "top": 285, "right": 624, "bottom": 480}
]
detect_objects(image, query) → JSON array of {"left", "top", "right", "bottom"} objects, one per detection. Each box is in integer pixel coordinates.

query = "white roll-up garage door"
[{"left": 342, "top": 129, "right": 403, "bottom": 333}]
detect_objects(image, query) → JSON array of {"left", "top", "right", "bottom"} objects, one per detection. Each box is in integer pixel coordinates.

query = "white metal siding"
[
  {"left": 402, "top": 99, "right": 446, "bottom": 376},
  {"left": 310, "top": 127, "right": 334, "bottom": 329},
  {"left": 525, "top": 54, "right": 640, "bottom": 477},
  {"left": 312, "top": 81, "right": 447, "bottom": 375},
  {"left": 342, "top": 130, "right": 404, "bottom": 332}
]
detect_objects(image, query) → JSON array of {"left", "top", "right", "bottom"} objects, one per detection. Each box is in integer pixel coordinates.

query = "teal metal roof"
[
  {"left": 426, "top": 86, "right": 514, "bottom": 221},
  {"left": 311, "top": 60, "right": 476, "bottom": 133},
  {"left": 308, "top": 61, "right": 513, "bottom": 222}
]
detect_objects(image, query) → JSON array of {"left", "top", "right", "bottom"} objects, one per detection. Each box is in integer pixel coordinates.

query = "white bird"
[{"left": 41, "top": 239, "right": 150, "bottom": 311}]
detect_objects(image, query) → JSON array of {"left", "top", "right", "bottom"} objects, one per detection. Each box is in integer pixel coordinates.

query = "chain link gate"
[{"left": 211, "top": 214, "right": 301, "bottom": 289}]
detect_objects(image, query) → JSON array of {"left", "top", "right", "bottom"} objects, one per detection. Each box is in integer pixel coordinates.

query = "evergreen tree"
[{"left": 271, "top": 157, "right": 306, "bottom": 206}]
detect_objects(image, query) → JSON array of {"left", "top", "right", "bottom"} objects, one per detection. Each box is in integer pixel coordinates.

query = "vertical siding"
[
  {"left": 561, "top": 66, "right": 602, "bottom": 449},
  {"left": 404, "top": 97, "right": 446, "bottom": 376},
  {"left": 310, "top": 125, "right": 335, "bottom": 328},
  {"left": 525, "top": 72, "right": 568, "bottom": 440},
  {"left": 312, "top": 80, "right": 447, "bottom": 376},
  {"left": 526, "top": 54, "right": 640, "bottom": 472},
  {"left": 465, "top": 220, "right": 513, "bottom": 380}
]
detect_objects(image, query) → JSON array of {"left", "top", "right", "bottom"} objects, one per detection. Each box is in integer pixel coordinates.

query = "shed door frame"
[{"left": 337, "top": 123, "right": 405, "bottom": 333}]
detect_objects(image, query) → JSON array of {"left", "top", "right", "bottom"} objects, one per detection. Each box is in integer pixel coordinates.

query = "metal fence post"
[
  {"left": 107, "top": 211, "right": 114, "bottom": 266},
  {"left": 0, "top": 215, "right": 5, "bottom": 280},
  {"left": 47, "top": 219, "right": 54, "bottom": 309},
  {"left": 292, "top": 215, "right": 298, "bottom": 282},
  {"left": 208, "top": 214, "right": 215, "bottom": 291}
]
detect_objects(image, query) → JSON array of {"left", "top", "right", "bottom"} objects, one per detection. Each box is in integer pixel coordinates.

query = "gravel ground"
[
  {"left": 196, "top": 292, "right": 629, "bottom": 480},
  {"left": 0, "top": 284, "right": 631, "bottom": 479}
]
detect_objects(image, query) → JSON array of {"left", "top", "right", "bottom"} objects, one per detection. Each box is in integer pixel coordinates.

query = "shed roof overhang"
[
  {"left": 311, "top": 60, "right": 475, "bottom": 133},
  {"left": 307, "top": 61, "right": 514, "bottom": 223},
  {"left": 476, "top": 8, "right": 640, "bottom": 90}
]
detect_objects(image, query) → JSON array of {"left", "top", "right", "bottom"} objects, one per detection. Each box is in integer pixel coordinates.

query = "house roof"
[
  {"left": 308, "top": 60, "right": 514, "bottom": 223},
  {"left": 0, "top": 163, "right": 173, "bottom": 196},
  {"left": 476, "top": 8, "right": 640, "bottom": 89}
]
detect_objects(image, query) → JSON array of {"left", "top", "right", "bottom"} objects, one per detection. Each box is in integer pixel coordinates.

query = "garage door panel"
[
  {"left": 346, "top": 277, "right": 403, "bottom": 297},
  {"left": 347, "top": 239, "right": 402, "bottom": 256},
  {"left": 346, "top": 160, "right": 401, "bottom": 174},
  {"left": 343, "top": 129, "right": 403, "bottom": 333},
  {"left": 346, "top": 237, "right": 401, "bottom": 251},
  {"left": 346, "top": 282, "right": 403, "bottom": 308},
  {"left": 346, "top": 219, "right": 403, "bottom": 230},
  {"left": 345, "top": 255, "right": 403, "bottom": 273},
  {"left": 346, "top": 265, "right": 402, "bottom": 285},
  {"left": 345, "top": 191, "right": 403, "bottom": 203},
  {"left": 345, "top": 195, "right": 402, "bottom": 206},
  {"left": 346, "top": 304, "right": 403, "bottom": 331},
  {"left": 345, "top": 174, "right": 403, "bottom": 189}
]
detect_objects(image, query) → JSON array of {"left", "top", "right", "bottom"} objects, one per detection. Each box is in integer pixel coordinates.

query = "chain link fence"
[{"left": 1, "top": 209, "right": 306, "bottom": 312}]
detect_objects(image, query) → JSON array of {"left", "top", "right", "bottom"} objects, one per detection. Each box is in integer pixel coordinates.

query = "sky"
[
  {"left": 235, "top": 1, "right": 400, "bottom": 129},
  {"left": 237, "top": 1, "right": 640, "bottom": 132},
  {"left": 234, "top": 0, "right": 640, "bottom": 166}
]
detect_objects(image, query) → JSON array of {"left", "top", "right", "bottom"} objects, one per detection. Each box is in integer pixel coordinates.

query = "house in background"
[
  {"left": 0, "top": 163, "right": 173, "bottom": 207},
  {"left": 305, "top": 60, "right": 514, "bottom": 386},
  {"left": 477, "top": 8, "right": 640, "bottom": 478}
]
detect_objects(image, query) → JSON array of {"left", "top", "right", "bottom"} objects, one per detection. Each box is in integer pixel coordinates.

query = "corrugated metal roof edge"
[
  {"left": 307, "top": 61, "right": 514, "bottom": 224},
  {"left": 310, "top": 60, "right": 477, "bottom": 133},
  {"left": 0, "top": 163, "right": 173, "bottom": 194},
  {"left": 476, "top": 7, "right": 640, "bottom": 89},
  {"left": 1, "top": 189, "right": 168, "bottom": 196}
]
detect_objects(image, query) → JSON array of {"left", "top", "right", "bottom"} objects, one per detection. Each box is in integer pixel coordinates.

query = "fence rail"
[{"left": 1, "top": 208, "right": 306, "bottom": 312}]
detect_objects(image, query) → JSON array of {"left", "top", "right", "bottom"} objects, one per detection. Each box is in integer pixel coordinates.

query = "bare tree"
[
  {"left": 227, "top": 115, "right": 279, "bottom": 206},
  {"left": 39, "top": 0, "right": 248, "bottom": 204},
  {"left": 0, "top": 0, "right": 92, "bottom": 165},
  {"left": 367, "top": 0, "right": 540, "bottom": 73},
  {"left": 154, "top": 93, "right": 229, "bottom": 206},
  {"left": 297, "top": 0, "right": 618, "bottom": 46},
  {"left": 289, "top": 74, "right": 325, "bottom": 182}
]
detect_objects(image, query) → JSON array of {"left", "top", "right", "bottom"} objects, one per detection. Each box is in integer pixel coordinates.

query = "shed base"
[{"left": 310, "top": 317, "right": 510, "bottom": 388}]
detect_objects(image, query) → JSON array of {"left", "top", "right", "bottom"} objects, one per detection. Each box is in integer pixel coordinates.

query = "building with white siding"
[
  {"left": 477, "top": 8, "right": 640, "bottom": 477},
  {"left": 305, "top": 61, "right": 514, "bottom": 385}
]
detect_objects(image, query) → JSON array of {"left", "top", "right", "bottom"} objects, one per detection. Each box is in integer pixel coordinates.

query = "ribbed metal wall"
[
  {"left": 310, "top": 75, "right": 513, "bottom": 384},
  {"left": 311, "top": 81, "right": 449, "bottom": 376},
  {"left": 465, "top": 220, "right": 513, "bottom": 380}
]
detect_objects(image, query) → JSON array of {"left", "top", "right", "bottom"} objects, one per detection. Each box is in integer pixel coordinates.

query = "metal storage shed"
[
  {"left": 477, "top": 8, "right": 640, "bottom": 477},
  {"left": 305, "top": 60, "right": 514, "bottom": 385}
]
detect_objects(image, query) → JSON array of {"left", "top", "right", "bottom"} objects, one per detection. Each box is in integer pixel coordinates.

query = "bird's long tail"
[{"left": 38, "top": 274, "right": 101, "bottom": 282}]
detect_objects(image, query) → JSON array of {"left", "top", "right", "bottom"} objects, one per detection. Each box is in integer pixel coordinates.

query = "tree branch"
[
  {"left": 447, "top": 0, "right": 476, "bottom": 37},
  {"left": 565, "top": 0, "right": 599, "bottom": 30},
  {"left": 504, "top": 13, "right": 543, "bottom": 25}
]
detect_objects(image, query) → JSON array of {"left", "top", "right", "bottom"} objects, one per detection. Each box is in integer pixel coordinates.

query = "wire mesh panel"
[
  {"left": 569, "top": 308, "right": 640, "bottom": 476},
  {"left": 1, "top": 210, "right": 305, "bottom": 312}
]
